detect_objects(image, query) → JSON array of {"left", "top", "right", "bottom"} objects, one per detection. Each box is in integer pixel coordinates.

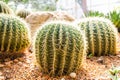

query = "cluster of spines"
[
  {"left": 34, "top": 21, "right": 86, "bottom": 76},
  {"left": 0, "top": 14, "right": 31, "bottom": 53},
  {"left": 77, "top": 17, "right": 118, "bottom": 56},
  {"left": 0, "top": 1, "right": 13, "bottom": 14}
]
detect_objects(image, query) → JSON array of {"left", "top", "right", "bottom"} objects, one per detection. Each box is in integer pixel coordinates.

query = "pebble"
[
  {"left": 97, "top": 57, "right": 104, "bottom": 64},
  {"left": 0, "top": 64, "right": 4, "bottom": 68},
  {"left": 23, "top": 64, "right": 29, "bottom": 69},
  {"left": 0, "top": 72, "right": 3, "bottom": 75},
  {"left": 69, "top": 72, "right": 76, "bottom": 78},
  {"left": 18, "top": 62, "right": 23, "bottom": 66},
  {"left": 26, "top": 59, "right": 31, "bottom": 64},
  {"left": 61, "top": 78, "right": 65, "bottom": 80},
  {"left": 14, "top": 59, "right": 19, "bottom": 63},
  {"left": 5, "top": 61, "right": 12, "bottom": 67},
  {"left": 18, "top": 58, "right": 24, "bottom": 62},
  {"left": 0, "top": 76, "right": 5, "bottom": 80},
  {"left": 117, "top": 54, "right": 120, "bottom": 58},
  {"left": 4, "top": 58, "right": 11, "bottom": 62}
]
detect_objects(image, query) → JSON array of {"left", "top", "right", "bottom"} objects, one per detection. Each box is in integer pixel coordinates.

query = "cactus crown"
[
  {"left": 0, "top": 14, "right": 31, "bottom": 53},
  {"left": 34, "top": 21, "right": 86, "bottom": 76},
  {"left": 16, "top": 9, "right": 30, "bottom": 19},
  {"left": 0, "top": 1, "right": 13, "bottom": 14},
  {"left": 77, "top": 17, "right": 118, "bottom": 56}
]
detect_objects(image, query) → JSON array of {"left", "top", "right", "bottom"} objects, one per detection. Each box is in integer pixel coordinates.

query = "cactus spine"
[
  {"left": 77, "top": 17, "right": 118, "bottom": 56},
  {"left": 0, "top": 1, "right": 13, "bottom": 14},
  {"left": 16, "top": 9, "right": 30, "bottom": 19},
  {"left": 34, "top": 21, "right": 86, "bottom": 76},
  {"left": 0, "top": 14, "right": 31, "bottom": 53}
]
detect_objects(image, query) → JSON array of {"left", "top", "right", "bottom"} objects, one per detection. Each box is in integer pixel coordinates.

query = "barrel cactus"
[
  {"left": 0, "top": 14, "right": 31, "bottom": 54},
  {"left": 16, "top": 9, "right": 30, "bottom": 19},
  {"left": 76, "top": 17, "right": 118, "bottom": 56},
  {"left": 34, "top": 21, "right": 86, "bottom": 76},
  {"left": 0, "top": 1, "right": 13, "bottom": 14}
]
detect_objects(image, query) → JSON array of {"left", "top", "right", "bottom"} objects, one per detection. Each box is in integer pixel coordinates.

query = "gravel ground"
[{"left": 0, "top": 51, "right": 119, "bottom": 80}]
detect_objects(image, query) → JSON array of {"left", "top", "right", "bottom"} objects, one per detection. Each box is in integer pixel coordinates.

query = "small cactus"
[
  {"left": 16, "top": 9, "right": 30, "bottom": 19},
  {"left": 0, "top": 1, "right": 13, "bottom": 14},
  {"left": 76, "top": 17, "right": 118, "bottom": 56},
  {"left": 0, "top": 14, "right": 31, "bottom": 53},
  {"left": 34, "top": 21, "right": 86, "bottom": 76}
]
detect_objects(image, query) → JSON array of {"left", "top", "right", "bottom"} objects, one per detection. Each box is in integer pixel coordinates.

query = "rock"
[
  {"left": 26, "top": 11, "right": 75, "bottom": 37},
  {"left": 4, "top": 58, "right": 11, "bottom": 62},
  {"left": 0, "top": 72, "right": 3, "bottom": 75},
  {"left": 18, "top": 58, "right": 24, "bottom": 62},
  {"left": 23, "top": 64, "right": 29, "bottom": 69},
  {"left": 69, "top": 72, "right": 76, "bottom": 78},
  {"left": 61, "top": 78, "right": 65, "bottom": 80},
  {"left": 97, "top": 57, "right": 104, "bottom": 64},
  {"left": 0, "top": 76, "right": 5, "bottom": 80},
  {"left": 28, "top": 45, "right": 33, "bottom": 53},
  {"left": 18, "top": 62, "right": 23, "bottom": 66},
  {"left": 14, "top": 59, "right": 19, "bottom": 63},
  {"left": 0, "top": 64, "right": 4, "bottom": 68},
  {"left": 5, "top": 61, "right": 13, "bottom": 67},
  {"left": 117, "top": 54, "right": 120, "bottom": 58}
]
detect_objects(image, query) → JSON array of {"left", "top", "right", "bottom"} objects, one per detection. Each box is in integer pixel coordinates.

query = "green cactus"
[
  {"left": 76, "top": 17, "right": 118, "bottom": 56},
  {"left": 0, "top": 14, "right": 31, "bottom": 53},
  {"left": 0, "top": 1, "right": 13, "bottom": 14},
  {"left": 16, "top": 9, "right": 30, "bottom": 19},
  {"left": 34, "top": 21, "right": 86, "bottom": 76}
]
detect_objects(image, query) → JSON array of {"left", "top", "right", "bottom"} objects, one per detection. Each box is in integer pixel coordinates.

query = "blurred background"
[{"left": 3, "top": 0, "right": 120, "bottom": 19}]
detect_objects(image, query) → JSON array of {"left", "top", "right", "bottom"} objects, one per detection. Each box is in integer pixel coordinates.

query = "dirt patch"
[{"left": 0, "top": 51, "right": 119, "bottom": 80}]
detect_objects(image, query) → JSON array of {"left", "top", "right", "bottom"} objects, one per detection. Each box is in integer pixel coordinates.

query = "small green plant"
[
  {"left": 85, "top": 11, "right": 105, "bottom": 17},
  {"left": 2, "top": 0, "right": 9, "bottom": 3},
  {"left": 0, "top": 1, "right": 13, "bottom": 14},
  {"left": 34, "top": 21, "right": 87, "bottom": 77},
  {"left": 87, "top": 53, "right": 93, "bottom": 58},
  {"left": 106, "top": 10, "right": 120, "bottom": 28},
  {"left": 3, "top": 0, "right": 28, "bottom": 3},
  {"left": 109, "top": 64, "right": 120, "bottom": 80},
  {"left": 0, "top": 14, "right": 31, "bottom": 54},
  {"left": 76, "top": 17, "right": 118, "bottom": 56}
]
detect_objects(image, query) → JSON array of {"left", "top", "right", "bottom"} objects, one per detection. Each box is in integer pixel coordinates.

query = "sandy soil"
[{"left": 0, "top": 52, "right": 120, "bottom": 80}]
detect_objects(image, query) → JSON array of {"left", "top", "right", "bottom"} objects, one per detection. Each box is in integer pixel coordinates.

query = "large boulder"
[{"left": 25, "top": 11, "right": 75, "bottom": 37}]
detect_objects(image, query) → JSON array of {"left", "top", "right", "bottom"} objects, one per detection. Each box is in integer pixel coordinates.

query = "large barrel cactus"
[
  {"left": 76, "top": 17, "right": 118, "bottom": 56},
  {"left": 0, "top": 14, "right": 31, "bottom": 54},
  {"left": 16, "top": 9, "right": 30, "bottom": 19},
  {"left": 0, "top": 1, "right": 13, "bottom": 14},
  {"left": 34, "top": 21, "right": 86, "bottom": 76}
]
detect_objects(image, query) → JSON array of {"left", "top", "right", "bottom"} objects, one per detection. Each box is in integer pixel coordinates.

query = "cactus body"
[
  {"left": 34, "top": 21, "right": 86, "bottom": 76},
  {"left": 16, "top": 9, "right": 30, "bottom": 19},
  {"left": 0, "top": 1, "right": 13, "bottom": 14},
  {"left": 0, "top": 14, "right": 31, "bottom": 53},
  {"left": 77, "top": 17, "right": 118, "bottom": 56}
]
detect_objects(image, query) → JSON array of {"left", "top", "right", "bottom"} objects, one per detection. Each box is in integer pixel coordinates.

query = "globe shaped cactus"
[
  {"left": 0, "top": 14, "right": 31, "bottom": 54},
  {"left": 16, "top": 9, "right": 30, "bottom": 19},
  {"left": 0, "top": 1, "right": 13, "bottom": 14},
  {"left": 34, "top": 21, "right": 86, "bottom": 76},
  {"left": 76, "top": 17, "right": 118, "bottom": 56}
]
